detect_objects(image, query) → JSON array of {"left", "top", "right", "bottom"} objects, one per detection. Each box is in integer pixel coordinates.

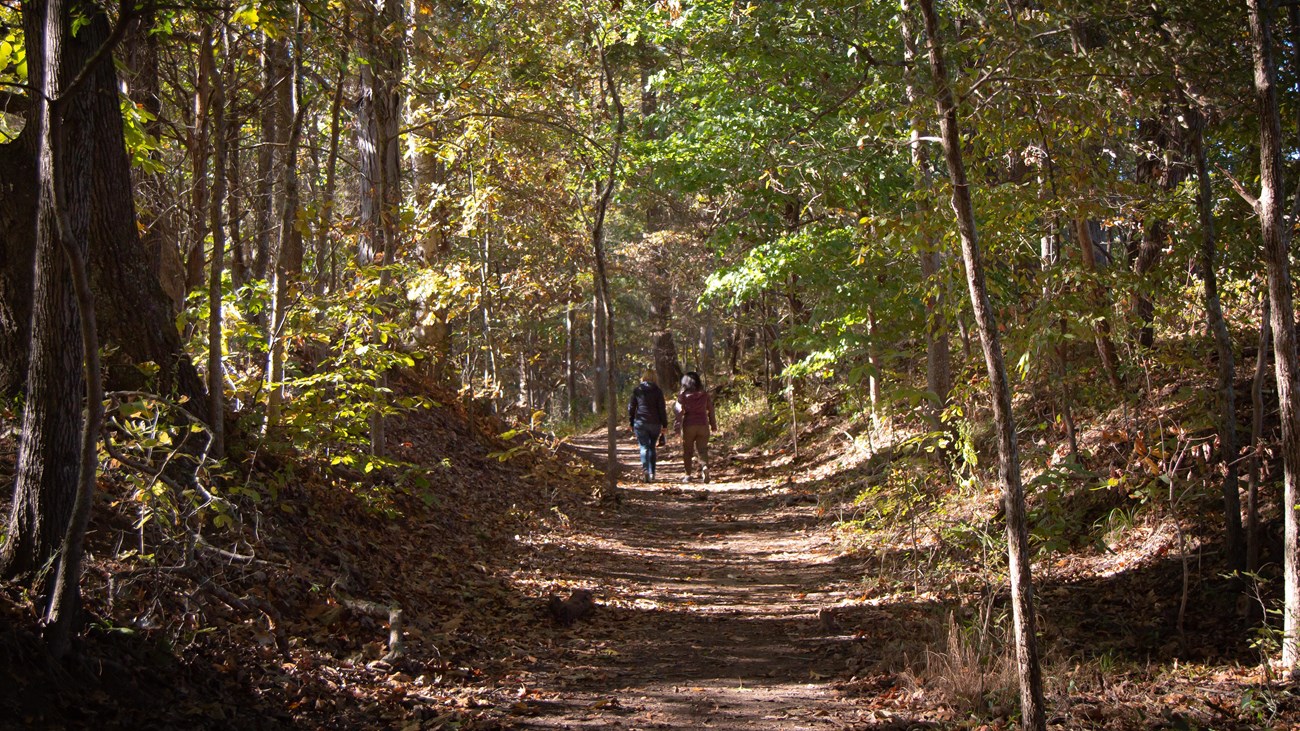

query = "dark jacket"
[
  {"left": 674, "top": 390, "right": 716, "bottom": 431},
  {"left": 627, "top": 381, "right": 668, "bottom": 428}
]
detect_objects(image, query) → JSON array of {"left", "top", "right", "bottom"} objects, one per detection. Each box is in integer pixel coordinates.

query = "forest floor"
[
  {"left": 4, "top": 375, "right": 1300, "bottom": 729},
  {"left": 508, "top": 422, "right": 1297, "bottom": 731},
  {"left": 511, "top": 429, "right": 890, "bottom": 729}
]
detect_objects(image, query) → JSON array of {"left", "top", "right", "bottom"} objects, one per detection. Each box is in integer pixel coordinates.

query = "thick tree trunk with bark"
[
  {"left": 918, "top": 1, "right": 1047, "bottom": 727},
  {"left": 0, "top": 0, "right": 207, "bottom": 418},
  {"left": 0, "top": 0, "right": 87, "bottom": 584},
  {"left": 1247, "top": 0, "right": 1300, "bottom": 668},
  {"left": 0, "top": 138, "right": 37, "bottom": 395},
  {"left": 355, "top": 0, "right": 405, "bottom": 456}
]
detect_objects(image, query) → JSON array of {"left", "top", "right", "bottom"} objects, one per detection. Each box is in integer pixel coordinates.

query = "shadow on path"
[{"left": 510, "top": 430, "right": 940, "bottom": 730}]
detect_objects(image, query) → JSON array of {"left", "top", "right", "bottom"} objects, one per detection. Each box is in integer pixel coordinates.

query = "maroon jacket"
[{"left": 674, "top": 390, "right": 716, "bottom": 432}]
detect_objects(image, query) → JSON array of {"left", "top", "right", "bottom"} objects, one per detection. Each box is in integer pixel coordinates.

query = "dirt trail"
[{"left": 509, "top": 429, "right": 924, "bottom": 730}]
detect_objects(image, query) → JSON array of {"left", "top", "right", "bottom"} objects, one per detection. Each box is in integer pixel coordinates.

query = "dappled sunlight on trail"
[{"left": 509, "top": 429, "right": 938, "bottom": 729}]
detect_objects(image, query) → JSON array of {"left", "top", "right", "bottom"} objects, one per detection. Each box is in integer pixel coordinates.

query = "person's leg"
[
  {"left": 681, "top": 428, "right": 694, "bottom": 477},
  {"left": 684, "top": 425, "right": 706, "bottom": 478},
  {"left": 647, "top": 424, "right": 661, "bottom": 480},
  {"left": 634, "top": 421, "right": 653, "bottom": 479},
  {"left": 697, "top": 433, "right": 711, "bottom": 481}
]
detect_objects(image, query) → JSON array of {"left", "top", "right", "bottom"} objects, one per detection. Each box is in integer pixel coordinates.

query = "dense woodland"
[{"left": 6, "top": 0, "right": 1300, "bottom": 728}]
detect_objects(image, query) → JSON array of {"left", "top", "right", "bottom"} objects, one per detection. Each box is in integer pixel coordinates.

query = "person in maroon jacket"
[{"left": 673, "top": 371, "right": 717, "bottom": 483}]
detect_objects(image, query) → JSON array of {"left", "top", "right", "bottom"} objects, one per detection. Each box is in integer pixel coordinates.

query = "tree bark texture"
[
  {"left": 918, "top": 1, "right": 1047, "bottom": 727},
  {"left": 1, "top": 0, "right": 94, "bottom": 585},
  {"left": 1247, "top": 0, "right": 1300, "bottom": 668},
  {"left": 355, "top": 0, "right": 405, "bottom": 456},
  {"left": 0, "top": 0, "right": 207, "bottom": 416}
]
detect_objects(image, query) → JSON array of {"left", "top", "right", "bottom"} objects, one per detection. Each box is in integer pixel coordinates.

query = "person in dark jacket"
[
  {"left": 627, "top": 369, "right": 668, "bottom": 482},
  {"left": 673, "top": 371, "right": 717, "bottom": 483}
]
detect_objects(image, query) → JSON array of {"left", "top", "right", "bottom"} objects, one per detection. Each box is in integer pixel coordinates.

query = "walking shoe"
[
  {"left": 701, "top": 467, "right": 709, "bottom": 483},
  {"left": 682, "top": 474, "right": 692, "bottom": 483}
]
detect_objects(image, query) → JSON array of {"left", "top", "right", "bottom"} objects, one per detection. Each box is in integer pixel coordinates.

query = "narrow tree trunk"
[
  {"left": 1247, "top": 0, "right": 1300, "bottom": 669},
  {"left": 1249, "top": 295, "right": 1271, "bottom": 573},
  {"left": 593, "top": 289, "right": 607, "bottom": 414},
  {"left": 594, "top": 40, "right": 625, "bottom": 495},
  {"left": 317, "top": 53, "right": 347, "bottom": 295},
  {"left": 866, "top": 307, "right": 882, "bottom": 427},
  {"left": 567, "top": 296, "right": 578, "bottom": 424},
  {"left": 252, "top": 32, "right": 279, "bottom": 283},
  {"left": 203, "top": 23, "right": 227, "bottom": 459},
  {"left": 263, "top": 27, "right": 303, "bottom": 433},
  {"left": 228, "top": 117, "right": 247, "bottom": 290},
  {"left": 1188, "top": 107, "right": 1243, "bottom": 571},
  {"left": 1041, "top": 225, "right": 1078, "bottom": 458},
  {"left": 183, "top": 52, "right": 210, "bottom": 297},
  {"left": 900, "top": 0, "right": 951, "bottom": 417},
  {"left": 1073, "top": 217, "right": 1123, "bottom": 390},
  {"left": 918, "top": 1, "right": 1046, "bottom": 726}
]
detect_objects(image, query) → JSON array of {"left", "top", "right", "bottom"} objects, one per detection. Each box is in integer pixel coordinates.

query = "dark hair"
[{"left": 682, "top": 371, "right": 704, "bottom": 393}]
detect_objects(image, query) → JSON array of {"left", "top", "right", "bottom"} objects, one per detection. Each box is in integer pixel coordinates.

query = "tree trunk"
[
  {"left": 567, "top": 296, "right": 578, "bottom": 424},
  {"left": 1073, "top": 217, "right": 1123, "bottom": 391},
  {"left": 317, "top": 52, "right": 347, "bottom": 295},
  {"left": 121, "top": 7, "right": 176, "bottom": 299},
  {"left": 1246, "top": 0, "right": 1300, "bottom": 668},
  {"left": 593, "top": 289, "right": 607, "bottom": 414},
  {"left": 594, "top": 40, "right": 625, "bottom": 495},
  {"left": 1187, "top": 106, "right": 1243, "bottom": 571},
  {"left": 1249, "top": 294, "right": 1271, "bottom": 574},
  {"left": 263, "top": 24, "right": 303, "bottom": 433},
  {"left": 44, "top": 2, "right": 108, "bottom": 651},
  {"left": 0, "top": 0, "right": 206, "bottom": 419},
  {"left": 227, "top": 112, "right": 247, "bottom": 291},
  {"left": 183, "top": 47, "right": 210, "bottom": 298},
  {"left": 0, "top": 137, "right": 37, "bottom": 396},
  {"left": 901, "top": 0, "right": 952, "bottom": 416},
  {"left": 1130, "top": 116, "right": 1185, "bottom": 350},
  {"left": 252, "top": 32, "right": 279, "bottom": 283},
  {"left": 203, "top": 23, "right": 228, "bottom": 459},
  {"left": 0, "top": 0, "right": 87, "bottom": 585},
  {"left": 918, "top": 1, "right": 1046, "bottom": 727},
  {"left": 355, "top": 0, "right": 405, "bottom": 456}
]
